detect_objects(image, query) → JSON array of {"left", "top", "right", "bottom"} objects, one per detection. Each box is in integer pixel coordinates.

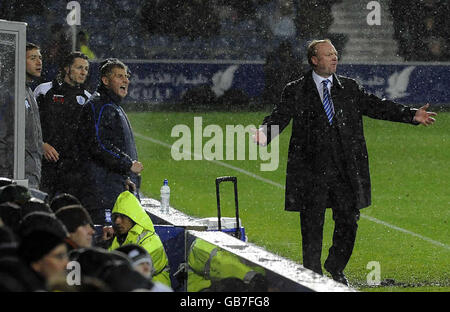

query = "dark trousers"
[{"left": 299, "top": 162, "right": 360, "bottom": 275}]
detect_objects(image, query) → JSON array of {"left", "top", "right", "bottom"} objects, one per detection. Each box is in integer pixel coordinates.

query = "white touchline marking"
[{"left": 135, "top": 132, "right": 450, "bottom": 251}]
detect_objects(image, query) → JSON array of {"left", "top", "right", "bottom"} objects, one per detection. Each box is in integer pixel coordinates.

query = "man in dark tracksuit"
[
  {"left": 76, "top": 58, "right": 143, "bottom": 225},
  {"left": 253, "top": 39, "right": 437, "bottom": 285},
  {"left": 35, "top": 52, "right": 91, "bottom": 199}
]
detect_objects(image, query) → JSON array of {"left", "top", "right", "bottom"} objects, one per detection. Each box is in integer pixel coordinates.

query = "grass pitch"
[{"left": 128, "top": 110, "right": 449, "bottom": 292}]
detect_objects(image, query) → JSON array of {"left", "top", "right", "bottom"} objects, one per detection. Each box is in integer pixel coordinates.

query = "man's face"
[
  {"left": 26, "top": 48, "right": 42, "bottom": 79},
  {"left": 112, "top": 213, "right": 134, "bottom": 235},
  {"left": 64, "top": 57, "right": 89, "bottom": 86},
  {"left": 311, "top": 42, "right": 338, "bottom": 77},
  {"left": 69, "top": 224, "right": 94, "bottom": 248},
  {"left": 102, "top": 67, "right": 130, "bottom": 99}
]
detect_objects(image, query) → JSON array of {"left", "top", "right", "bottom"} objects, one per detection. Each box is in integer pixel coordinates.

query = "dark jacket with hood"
[{"left": 76, "top": 84, "right": 140, "bottom": 224}]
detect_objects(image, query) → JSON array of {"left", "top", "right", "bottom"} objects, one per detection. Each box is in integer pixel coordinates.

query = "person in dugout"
[{"left": 108, "top": 190, "right": 171, "bottom": 287}]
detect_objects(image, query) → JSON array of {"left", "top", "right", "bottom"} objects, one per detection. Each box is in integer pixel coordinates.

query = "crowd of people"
[
  {"left": 0, "top": 0, "right": 339, "bottom": 62},
  {"left": 390, "top": 0, "right": 450, "bottom": 61},
  {"left": 0, "top": 41, "right": 173, "bottom": 291},
  {"left": 0, "top": 180, "right": 173, "bottom": 291},
  {"left": 3, "top": 0, "right": 449, "bottom": 62}
]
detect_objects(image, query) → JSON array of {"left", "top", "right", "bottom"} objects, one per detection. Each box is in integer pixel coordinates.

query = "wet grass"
[{"left": 128, "top": 110, "right": 449, "bottom": 292}]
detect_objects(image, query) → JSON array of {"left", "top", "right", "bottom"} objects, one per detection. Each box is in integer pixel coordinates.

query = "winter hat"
[
  {"left": 55, "top": 205, "right": 94, "bottom": 233},
  {"left": 68, "top": 247, "right": 131, "bottom": 278},
  {"left": 21, "top": 198, "right": 53, "bottom": 219},
  {"left": 18, "top": 231, "right": 66, "bottom": 264},
  {"left": 0, "top": 177, "right": 14, "bottom": 187},
  {"left": 116, "top": 244, "right": 152, "bottom": 267},
  {"left": 17, "top": 212, "right": 68, "bottom": 264},
  {"left": 0, "top": 226, "right": 18, "bottom": 258},
  {"left": 0, "top": 184, "right": 31, "bottom": 205},
  {"left": 50, "top": 193, "right": 81, "bottom": 213},
  {"left": 0, "top": 202, "right": 22, "bottom": 235},
  {"left": 18, "top": 211, "right": 68, "bottom": 239}
]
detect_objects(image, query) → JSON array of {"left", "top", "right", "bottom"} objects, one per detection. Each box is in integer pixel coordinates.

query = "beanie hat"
[
  {"left": 18, "top": 230, "right": 66, "bottom": 264},
  {"left": 17, "top": 212, "right": 68, "bottom": 264},
  {"left": 69, "top": 247, "right": 131, "bottom": 278},
  {"left": 18, "top": 211, "right": 68, "bottom": 239},
  {"left": 0, "top": 202, "right": 22, "bottom": 234},
  {"left": 0, "top": 184, "right": 31, "bottom": 205},
  {"left": 55, "top": 205, "right": 94, "bottom": 233},
  {"left": 21, "top": 198, "right": 53, "bottom": 219},
  {"left": 116, "top": 244, "right": 153, "bottom": 267},
  {"left": 50, "top": 193, "right": 81, "bottom": 213},
  {"left": 0, "top": 177, "right": 14, "bottom": 187}
]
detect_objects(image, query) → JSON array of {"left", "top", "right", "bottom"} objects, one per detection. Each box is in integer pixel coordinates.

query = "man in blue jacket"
[{"left": 76, "top": 58, "right": 143, "bottom": 225}]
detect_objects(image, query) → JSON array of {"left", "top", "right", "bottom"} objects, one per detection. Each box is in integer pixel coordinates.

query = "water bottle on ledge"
[{"left": 160, "top": 179, "right": 170, "bottom": 213}]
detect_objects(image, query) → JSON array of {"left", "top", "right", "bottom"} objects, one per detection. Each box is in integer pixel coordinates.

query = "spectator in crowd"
[
  {"left": 262, "top": 40, "right": 306, "bottom": 107},
  {"left": 49, "top": 192, "right": 81, "bottom": 213},
  {"left": 0, "top": 223, "right": 40, "bottom": 292},
  {"left": 21, "top": 197, "right": 53, "bottom": 217},
  {"left": 140, "top": 0, "right": 220, "bottom": 39},
  {"left": 34, "top": 51, "right": 91, "bottom": 200},
  {"left": 0, "top": 201, "right": 22, "bottom": 238},
  {"left": 252, "top": 39, "right": 436, "bottom": 285},
  {"left": 294, "top": 0, "right": 340, "bottom": 40},
  {"left": 42, "top": 23, "right": 71, "bottom": 80},
  {"left": 76, "top": 58, "right": 143, "bottom": 225},
  {"left": 108, "top": 190, "right": 171, "bottom": 287},
  {"left": 390, "top": 0, "right": 450, "bottom": 61},
  {"left": 0, "top": 177, "right": 15, "bottom": 187},
  {"left": 69, "top": 246, "right": 160, "bottom": 292},
  {"left": 116, "top": 244, "right": 173, "bottom": 292},
  {"left": 264, "top": 0, "right": 298, "bottom": 45},
  {"left": 176, "top": 0, "right": 221, "bottom": 39},
  {"left": 24, "top": 43, "right": 44, "bottom": 189},
  {"left": 0, "top": 184, "right": 31, "bottom": 206},
  {"left": 55, "top": 204, "right": 95, "bottom": 251},
  {"left": 16, "top": 211, "right": 69, "bottom": 291},
  {"left": 77, "top": 31, "right": 96, "bottom": 60}
]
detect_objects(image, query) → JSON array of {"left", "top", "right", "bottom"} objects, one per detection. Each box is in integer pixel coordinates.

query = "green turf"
[{"left": 128, "top": 110, "right": 450, "bottom": 292}]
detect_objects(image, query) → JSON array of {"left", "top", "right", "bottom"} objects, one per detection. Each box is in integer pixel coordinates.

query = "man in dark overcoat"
[{"left": 253, "top": 39, "right": 436, "bottom": 285}]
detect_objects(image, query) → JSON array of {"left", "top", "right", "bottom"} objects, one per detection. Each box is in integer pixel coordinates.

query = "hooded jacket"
[{"left": 108, "top": 191, "right": 171, "bottom": 287}]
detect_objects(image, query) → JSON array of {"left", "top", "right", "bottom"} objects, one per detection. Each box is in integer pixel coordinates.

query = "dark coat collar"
[{"left": 96, "top": 83, "right": 123, "bottom": 104}]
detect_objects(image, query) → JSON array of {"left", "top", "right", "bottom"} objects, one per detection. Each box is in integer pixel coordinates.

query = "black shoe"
[{"left": 329, "top": 271, "right": 349, "bottom": 286}]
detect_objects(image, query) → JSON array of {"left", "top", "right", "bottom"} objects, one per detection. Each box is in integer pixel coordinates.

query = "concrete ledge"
[
  {"left": 187, "top": 230, "right": 356, "bottom": 292},
  {"left": 141, "top": 198, "right": 357, "bottom": 292}
]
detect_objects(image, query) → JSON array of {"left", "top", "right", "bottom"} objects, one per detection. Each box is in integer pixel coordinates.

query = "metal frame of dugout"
[
  {"left": 141, "top": 197, "right": 356, "bottom": 292},
  {"left": 0, "top": 20, "right": 27, "bottom": 187}
]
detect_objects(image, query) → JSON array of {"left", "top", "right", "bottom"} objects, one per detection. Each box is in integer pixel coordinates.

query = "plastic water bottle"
[{"left": 160, "top": 179, "right": 170, "bottom": 213}]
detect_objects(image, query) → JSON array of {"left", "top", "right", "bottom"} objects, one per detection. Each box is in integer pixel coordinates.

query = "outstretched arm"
[{"left": 413, "top": 104, "right": 437, "bottom": 126}]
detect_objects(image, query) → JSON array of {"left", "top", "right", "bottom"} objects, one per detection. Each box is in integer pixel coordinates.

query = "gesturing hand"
[
  {"left": 131, "top": 160, "right": 144, "bottom": 174},
  {"left": 413, "top": 103, "right": 437, "bottom": 126},
  {"left": 250, "top": 127, "right": 268, "bottom": 146}
]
